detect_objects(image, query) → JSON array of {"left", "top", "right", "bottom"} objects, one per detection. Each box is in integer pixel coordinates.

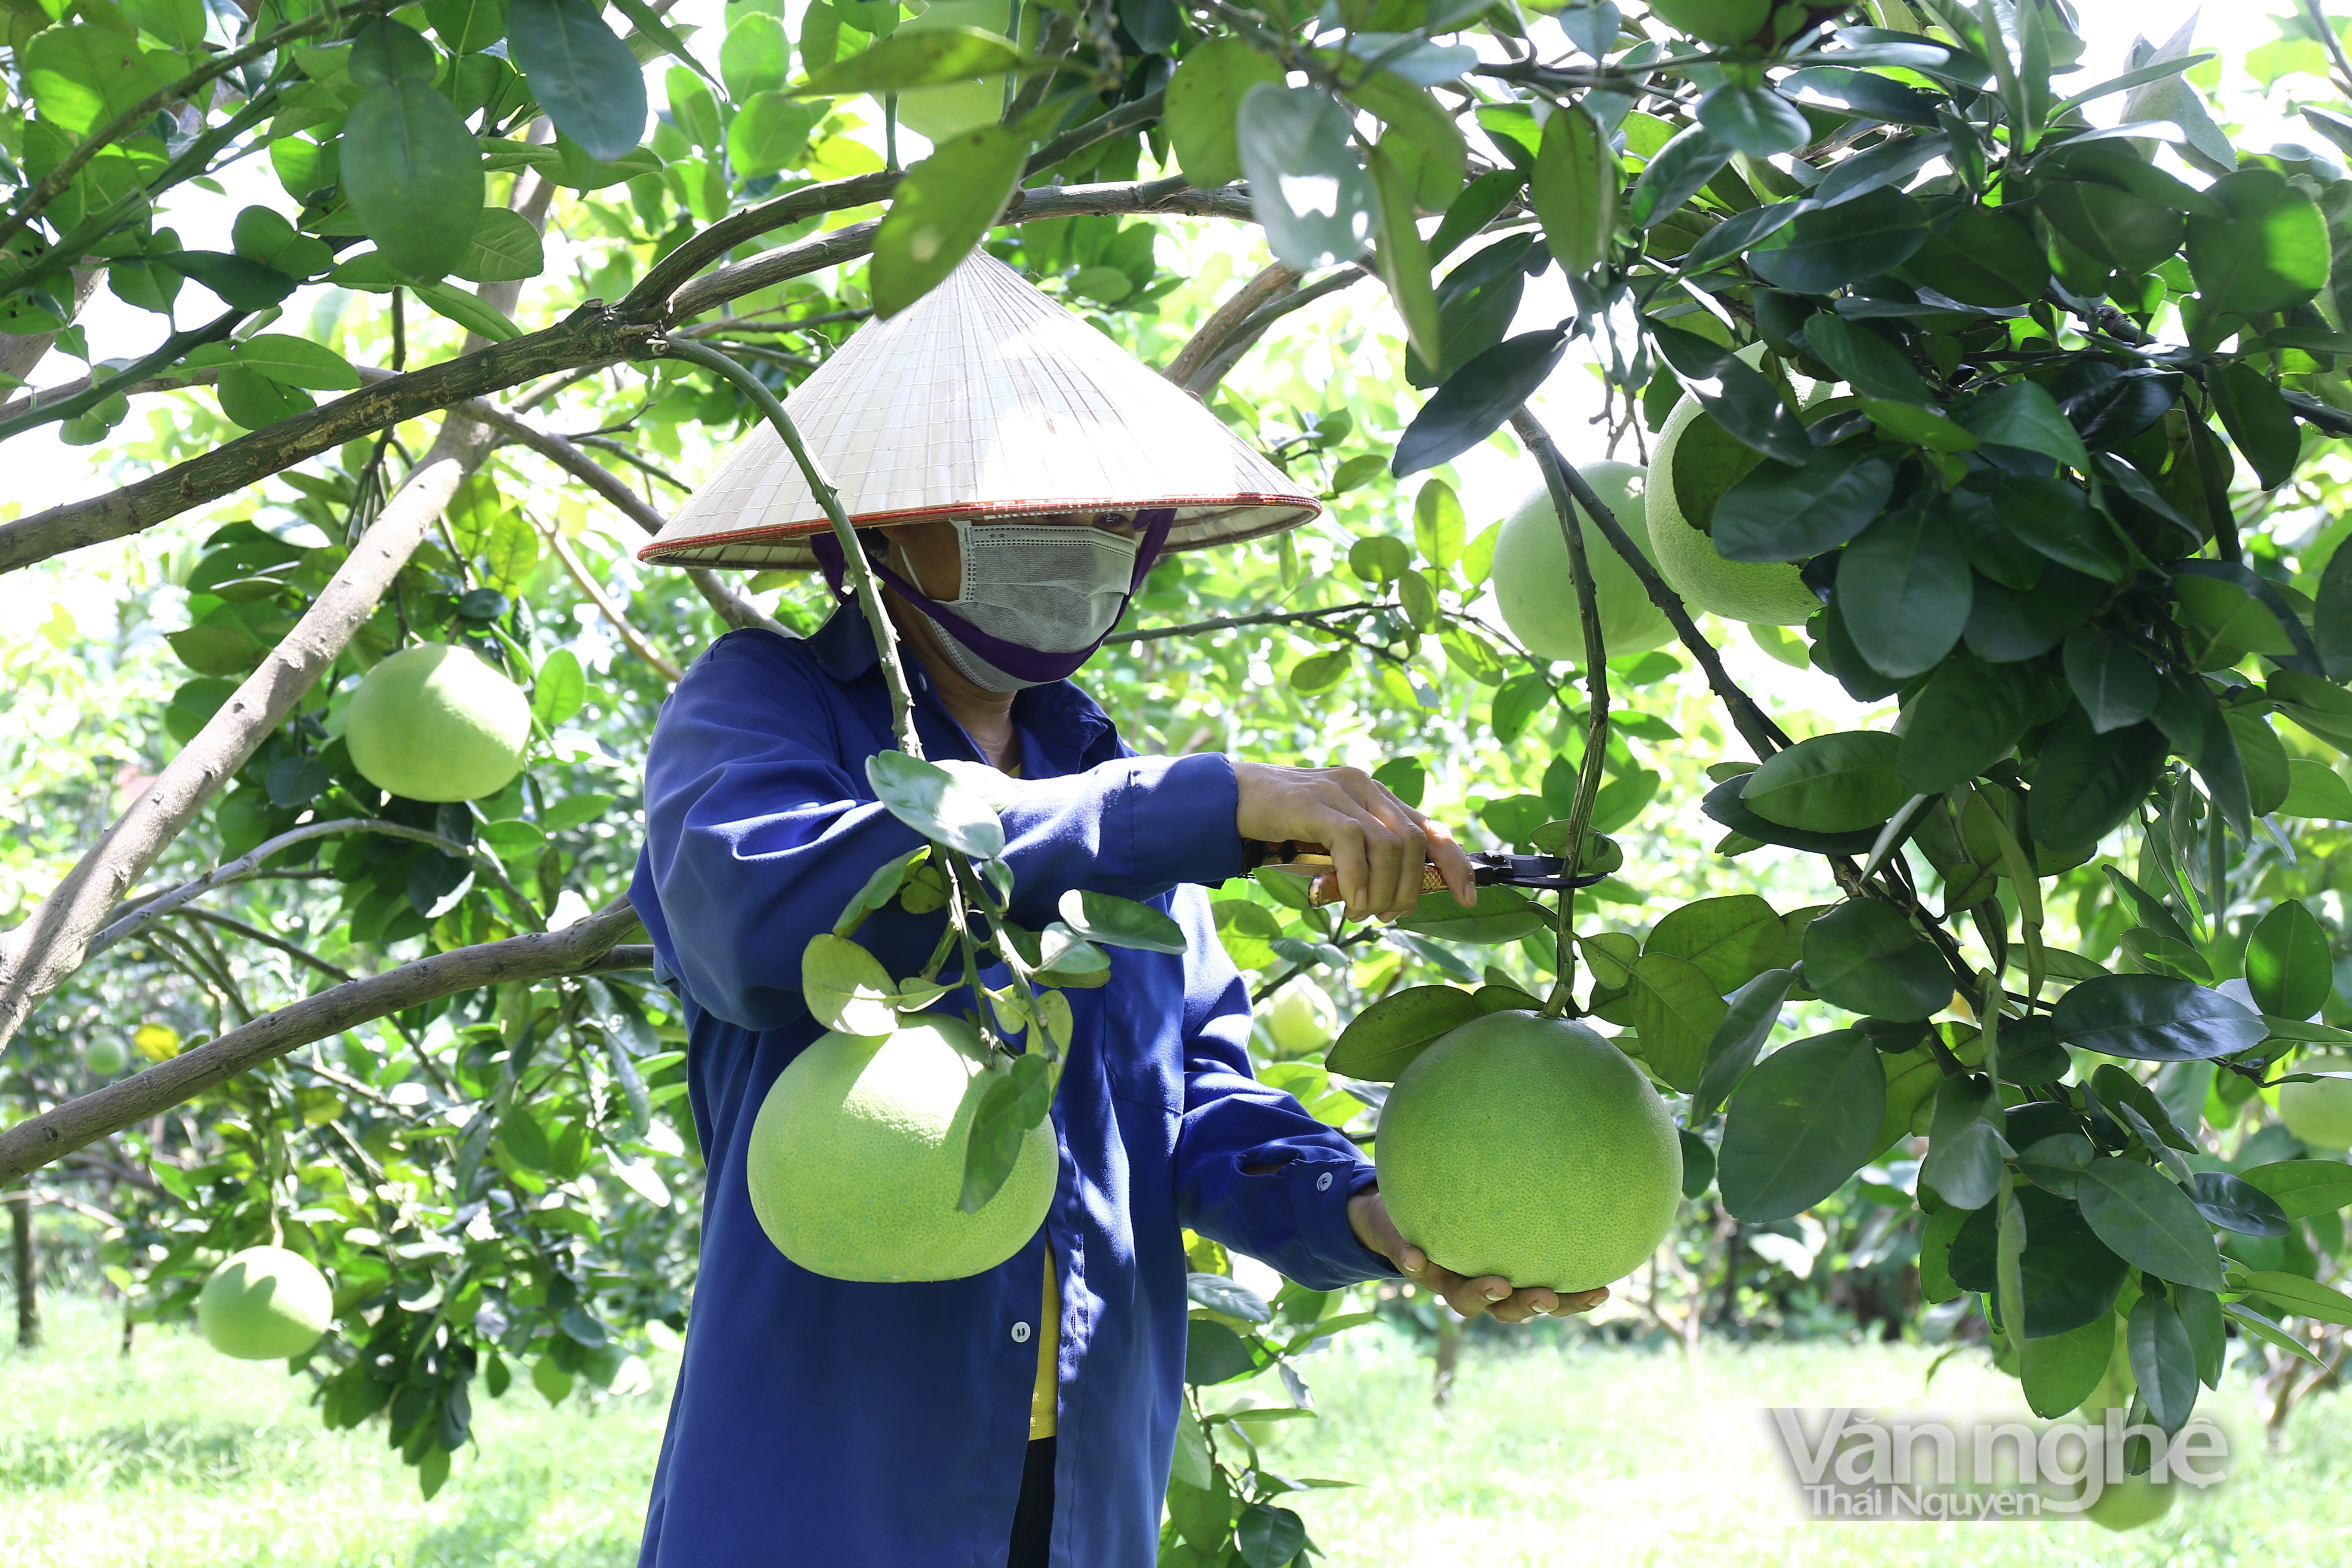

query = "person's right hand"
[{"left": 1230, "top": 761, "right": 1475, "bottom": 923}]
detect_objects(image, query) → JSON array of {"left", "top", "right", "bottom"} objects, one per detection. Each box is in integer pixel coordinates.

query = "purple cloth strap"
[{"left": 808, "top": 509, "right": 1176, "bottom": 685}]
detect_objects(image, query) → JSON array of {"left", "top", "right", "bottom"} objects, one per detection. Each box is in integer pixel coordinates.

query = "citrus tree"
[{"left": 3, "top": 0, "right": 2352, "bottom": 1546}]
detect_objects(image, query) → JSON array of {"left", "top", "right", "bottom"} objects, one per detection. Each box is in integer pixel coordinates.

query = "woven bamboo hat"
[{"left": 638, "top": 250, "right": 1323, "bottom": 570}]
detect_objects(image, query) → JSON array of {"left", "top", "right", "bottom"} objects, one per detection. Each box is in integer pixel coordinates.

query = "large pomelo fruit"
[
  {"left": 891, "top": 0, "right": 1025, "bottom": 141},
  {"left": 1375, "top": 1011, "right": 1681, "bottom": 1292},
  {"left": 1646, "top": 354, "right": 1822, "bottom": 626},
  {"left": 344, "top": 643, "right": 531, "bottom": 803},
  {"left": 747, "top": 1017, "right": 1058, "bottom": 1282},
  {"left": 2084, "top": 1470, "right": 2175, "bottom": 1531},
  {"left": 199, "top": 1245, "right": 333, "bottom": 1360},
  {"left": 2280, "top": 1052, "right": 2352, "bottom": 1149},
  {"left": 1491, "top": 462, "right": 1672, "bottom": 660},
  {"left": 1265, "top": 977, "right": 1338, "bottom": 1057}
]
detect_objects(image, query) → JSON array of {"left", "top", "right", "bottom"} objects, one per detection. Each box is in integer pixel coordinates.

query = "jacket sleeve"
[
  {"left": 634, "top": 634, "right": 1245, "bottom": 1033},
  {"left": 1166, "top": 890, "right": 1400, "bottom": 1291}
]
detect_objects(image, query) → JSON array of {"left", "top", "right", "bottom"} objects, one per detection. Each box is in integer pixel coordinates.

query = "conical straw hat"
[{"left": 638, "top": 251, "right": 1323, "bottom": 570}]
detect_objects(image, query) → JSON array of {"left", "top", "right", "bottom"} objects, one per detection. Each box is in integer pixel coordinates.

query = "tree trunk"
[
  {"left": 1431, "top": 1308, "right": 1462, "bottom": 1408},
  {"left": 9, "top": 1187, "right": 35, "bottom": 1349},
  {"left": 1715, "top": 1217, "right": 1745, "bottom": 1330}
]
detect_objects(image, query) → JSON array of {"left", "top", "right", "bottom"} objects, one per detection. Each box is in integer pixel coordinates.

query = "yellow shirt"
[{"left": 1030, "top": 1252, "right": 1060, "bottom": 1439}]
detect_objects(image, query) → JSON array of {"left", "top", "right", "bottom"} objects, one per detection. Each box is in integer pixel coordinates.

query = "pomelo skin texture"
[
  {"left": 1646, "top": 391, "right": 1823, "bottom": 626},
  {"left": 746, "top": 1017, "right": 1057, "bottom": 1282},
  {"left": 1375, "top": 1011, "right": 1681, "bottom": 1293},
  {"left": 2279, "top": 1052, "right": 2352, "bottom": 1149},
  {"left": 1492, "top": 461, "right": 1672, "bottom": 660},
  {"left": 199, "top": 1245, "right": 333, "bottom": 1360},
  {"left": 1265, "top": 978, "right": 1338, "bottom": 1057},
  {"left": 344, "top": 643, "right": 531, "bottom": 803}
]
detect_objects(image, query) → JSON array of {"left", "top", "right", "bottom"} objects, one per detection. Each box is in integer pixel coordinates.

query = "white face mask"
[{"left": 897, "top": 521, "right": 1142, "bottom": 692}]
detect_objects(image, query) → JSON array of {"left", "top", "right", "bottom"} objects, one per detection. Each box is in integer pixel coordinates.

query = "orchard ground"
[{"left": 8, "top": 1298, "right": 2352, "bottom": 1568}]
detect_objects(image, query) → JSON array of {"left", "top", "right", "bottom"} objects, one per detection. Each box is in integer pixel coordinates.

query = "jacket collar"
[{"left": 806, "top": 602, "right": 1119, "bottom": 764}]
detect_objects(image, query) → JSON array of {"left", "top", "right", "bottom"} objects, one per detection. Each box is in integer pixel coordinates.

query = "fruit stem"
[{"left": 1510, "top": 409, "right": 1610, "bottom": 1021}]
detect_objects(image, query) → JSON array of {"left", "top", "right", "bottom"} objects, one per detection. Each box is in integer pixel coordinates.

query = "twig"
[
  {"left": 1103, "top": 602, "right": 1389, "bottom": 646},
  {"left": 181, "top": 909, "right": 354, "bottom": 985},
  {"left": 1164, "top": 260, "right": 1303, "bottom": 394},
  {"left": 532, "top": 514, "right": 686, "bottom": 682}
]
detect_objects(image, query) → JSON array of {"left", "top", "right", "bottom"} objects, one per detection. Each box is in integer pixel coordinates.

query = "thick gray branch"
[{"left": 0, "top": 902, "right": 650, "bottom": 1185}]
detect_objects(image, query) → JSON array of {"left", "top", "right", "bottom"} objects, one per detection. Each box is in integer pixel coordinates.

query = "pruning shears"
[{"left": 1245, "top": 841, "right": 1611, "bottom": 908}]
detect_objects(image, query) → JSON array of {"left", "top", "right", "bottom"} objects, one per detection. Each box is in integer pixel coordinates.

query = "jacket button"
[
  {"left": 1011, "top": 1321, "right": 1032, "bottom": 1344},
  {"left": 1315, "top": 1172, "right": 1334, "bottom": 1192}
]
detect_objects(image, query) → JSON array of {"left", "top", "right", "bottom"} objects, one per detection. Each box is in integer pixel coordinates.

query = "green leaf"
[
  {"left": 1412, "top": 482, "right": 1463, "bottom": 574},
  {"left": 960, "top": 1051, "right": 1050, "bottom": 1212},
  {"left": 1235, "top": 1503, "right": 1306, "bottom": 1568},
  {"left": 2184, "top": 1171, "right": 2288, "bottom": 1237},
  {"left": 834, "top": 847, "right": 924, "bottom": 937},
  {"left": 1949, "top": 1188, "right": 2130, "bottom": 1336},
  {"left": 2239, "top": 1158, "right": 2352, "bottom": 1218},
  {"left": 2025, "top": 709, "right": 2166, "bottom": 853},
  {"left": 2062, "top": 628, "right": 2160, "bottom": 734},
  {"left": 340, "top": 80, "right": 487, "bottom": 280},
  {"left": 530, "top": 655, "right": 582, "bottom": 741},
  {"left": 1393, "top": 883, "right": 1550, "bottom": 944},
  {"left": 1746, "top": 185, "right": 1928, "bottom": 294},
  {"left": 727, "top": 90, "right": 818, "bottom": 177},
  {"left": 1346, "top": 72, "right": 1467, "bottom": 210},
  {"left": 1626, "top": 122, "right": 1730, "bottom": 230},
  {"left": 1366, "top": 144, "right": 1440, "bottom": 371},
  {"left": 158, "top": 251, "right": 300, "bottom": 311},
  {"left": 1645, "top": 894, "right": 1783, "bottom": 993},
  {"left": 456, "top": 208, "right": 547, "bottom": 285},
  {"left": 2052, "top": 974, "right": 2266, "bottom": 1062},
  {"left": 1393, "top": 328, "right": 1570, "bottom": 478},
  {"left": 1801, "top": 312, "right": 1930, "bottom": 404},
  {"left": 1626, "top": 953, "right": 1726, "bottom": 1093},
  {"left": 215, "top": 366, "right": 314, "bottom": 431},
  {"left": 408, "top": 279, "right": 524, "bottom": 341},
  {"left": 1834, "top": 508, "right": 1973, "bottom": 679},
  {"left": 1692, "top": 966, "right": 1796, "bottom": 1117},
  {"left": 1237, "top": 85, "right": 1373, "bottom": 273},
  {"left": 23, "top": 23, "right": 167, "bottom": 139},
  {"left": 1056, "top": 888, "right": 1185, "bottom": 955},
  {"left": 1960, "top": 380, "right": 2089, "bottom": 469},
  {"left": 2039, "top": 180, "right": 2185, "bottom": 274},
  {"left": 800, "top": 932, "right": 901, "bottom": 1035},
  {"left": 1718, "top": 1029, "right": 1886, "bottom": 1222},
  {"left": 2206, "top": 361, "right": 2301, "bottom": 491},
  {"left": 2075, "top": 1158, "right": 2225, "bottom": 1291},
  {"left": 509, "top": 0, "right": 651, "bottom": 162},
  {"left": 1530, "top": 102, "right": 1617, "bottom": 276},
  {"left": 1695, "top": 83, "right": 1810, "bottom": 157},
  {"left": 2317, "top": 542, "right": 2352, "bottom": 682},
  {"left": 1739, "top": 730, "right": 1906, "bottom": 834},
  {"left": 2187, "top": 168, "right": 2329, "bottom": 317},
  {"left": 2128, "top": 1292, "right": 2199, "bottom": 1431},
  {"left": 1162, "top": 36, "right": 1282, "bottom": 188},
  {"left": 1324, "top": 985, "right": 1479, "bottom": 1081},
  {"left": 872, "top": 125, "right": 1025, "bottom": 318},
  {"left": 2246, "top": 899, "right": 2331, "bottom": 1019},
  {"left": 1710, "top": 444, "right": 1896, "bottom": 563},
  {"left": 718, "top": 7, "right": 789, "bottom": 99},
  {"left": 1183, "top": 1318, "right": 1269, "bottom": 1385},
  {"left": 426, "top": 0, "right": 510, "bottom": 55},
  {"left": 2021, "top": 1311, "right": 2115, "bottom": 1418},
  {"left": 865, "top": 750, "right": 1006, "bottom": 858},
  {"left": 1919, "top": 1071, "right": 2005, "bottom": 1210},
  {"left": 1902, "top": 206, "right": 2049, "bottom": 307},
  {"left": 1895, "top": 655, "right": 2035, "bottom": 795},
  {"left": 2278, "top": 758, "right": 2352, "bottom": 820},
  {"left": 1427, "top": 169, "right": 1529, "bottom": 266},
  {"left": 1801, "top": 898, "right": 1952, "bottom": 1022},
  {"left": 229, "top": 333, "right": 362, "bottom": 392},
  {"left": 1987, "top": 474, "right": 2129, "bottom": 583}
]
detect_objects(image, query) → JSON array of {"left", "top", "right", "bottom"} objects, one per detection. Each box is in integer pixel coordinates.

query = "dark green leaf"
[
  {"left": 1948, "top": 1187, "right": 2128, "bottom": 1336},
  {"left": 339, "top": 78, "right": 487, "bottom": 280},
  {"left": 1963, "top": 567, "right": 2099, "bottom": 662},
  {"left": 1835, "top": 508, "right": 1973, "bottom": 679},
  {"left": 159, "top": 251, "right": 301, "bottom": 310},
  {"left": 2026, "top": 710, "right": 2166, "bottom": 852},
  {"left": 2186, "top": 168, "right": 2329, "bottom": 317},
  {"left": 509, "top": 0, "right": 649, "bottom": 162},
  {"left": 1627, "top": 122, "right": 1730, "bottom": 229},
  {"left": 1393, "top": 883, "right": 1550, "bottom": 944},
  {"left": 1627, "top": 952, "right": 1726, "bottom": 1093},
  {"left": 2052, "top": 974, "right": 2266, "bottom": 1063},
  {"left": 456, "top": 208, "right": 547, "bottom": 285},
  {"left": 1324, "top": 985, "right": 1479, "bottom": 1081},
  {"left": 1991, "top": 475, "right": 2131, "bottom": 582},
  {"left": 1530, "top": 103, "right": 1615, "bottom": 276},
  {"left": 1896, "top": 655, "right": 2035, "bottom": 794},
  {"left": 959, "top": 1052, "right": 1051, "bottom": 1213},
  {"left": 1393, "top": 328, "right": 1568, "bottom": 477},
  {"left": 1692, "top": 966, "right": 1796, "bottom": 1117},
  {"left": 1700, "top": 775, "right": 1886, "bottom": 855},
  {"left": 865, "top": 750, "right": 1007, "bottom": 858},
  {"left": 2039, "top": 180, "right": 2186, "bottom": 273},
  {"left": 2185, "top": 1170, "right": 2289, "bottom": 1237},
  {"left": 2063, "top": 628, "right": 2160, "bottom": 733},
  {"left": 1427, "top": 169, "right": 1528, "bottom": 265},
  {"left": 2238, "top": 1159, "right": 2352, "bottom": 1219},
  {"left": 1235, "top": 1503, "right": 1306, "bottom": 1568},
  {"left": 1903, "top": 206, "right": 2049, "bottom": 306},
  {"left": 2021, "top": 1312, "right": 2116, "bottom": 1418},
  {"left": 1646, "top": 894, "right": 1785, "bottom": 993},
  {"left": 2317, "top": 541, "right": 2352, "bottom": 682},
  {"left": 1960, "top": 380, "right": 2090, "bottom": 468},
  {"left": 1695, "top": 83, "right": 1809, "bottom": 157},
  {"left": 1808, "top": 132, "right": 1949, "bottom": 207},
  {"left": 1678, "top": 1127, "right": 1717, "bottom": 1197},
  {"left": 1718, "top": 1029, "right": 1886, "bottom": 1222},
  {"left": 1184, "top": 1318, "right": 1271, "bottom": 1385},
  {"left": 1238, "top": 85, "right": 1372, "bottom": 272},
  {"left": 1779, "top": 64, "right": 1943, "bottom": 126},
  {"left": 1920, "top": 1072, "right": 2004, "bottom": 1210},
  {"left": 2206, "top": 361, "right": 2302, "bottom": 491},
  {"left": 1648, "top": 327, "right": 1810, "bottom": 465},
  {"left": 873, "top": 126, "right": 1026, "bottom": 318},
  {"left": 1057, "top": 889, "right": 1185, "bottom": 954},
  {"left": 1801, "top": 312, "right": 1930, "bottom": 404},
  {"left": 1746, "top": 186, "right": 1929, "bottom": 293},
  {"left": 2127, "top": 1292, "right": 2199, "bottom": 1430},
  {"left": 1711, "top": 445, "right": 1896, "bottom": 563},
  {"left": 1802, "top": 899, "right": 1953, "bottom": 1021},
  {"left": 1739, "top": 731, "right": 1906, "bottom": 834}
]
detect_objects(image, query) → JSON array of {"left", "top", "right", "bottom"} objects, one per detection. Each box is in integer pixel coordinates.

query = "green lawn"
[{"left": 6, "top": 1298, "right": 2351, "bottom": 1566}]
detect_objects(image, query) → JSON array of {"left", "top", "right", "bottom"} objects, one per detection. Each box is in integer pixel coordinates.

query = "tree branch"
[
  {"left": 0, "top": 416, "right": 495, "bottom": 1056},
  {"left": 0, "top": 902, "right": 650, "bottom": 1185},
  {"left": 533, "top": 512, "right": 685, "bottom": 681},
  {"left": 1163, "top": 260, "right": 1302, "bottom": 395},
  {"left": 1102, "top": 602, "right": 1387, "bottom": 646}
]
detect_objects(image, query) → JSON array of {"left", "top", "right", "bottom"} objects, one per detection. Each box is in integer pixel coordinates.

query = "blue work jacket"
[{"left": 627, "top": 606, "right": 1395, "bottom": 1567}]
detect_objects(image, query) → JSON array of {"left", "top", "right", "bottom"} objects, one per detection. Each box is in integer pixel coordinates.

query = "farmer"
[{"left": 627, "top": 253, "right": 1603, "bottom": 1567}]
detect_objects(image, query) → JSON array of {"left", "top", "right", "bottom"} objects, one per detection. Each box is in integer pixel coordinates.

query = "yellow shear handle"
[{"left": 1254, "top": 851, "right": 1448, "bottom": 907}]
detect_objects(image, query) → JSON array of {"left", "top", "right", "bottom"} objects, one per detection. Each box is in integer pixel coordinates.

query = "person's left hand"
[{"left": 1347, "top": 1188, "right": 1609, "bottom": 1324}]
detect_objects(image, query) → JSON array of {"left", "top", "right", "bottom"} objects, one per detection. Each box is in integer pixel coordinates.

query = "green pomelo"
[
  {"left": 892, "top": 1, "right": 1021, "bottom": 142},
  {"left": 344, "top": 643, "right": 531, "bottom": 803},
  {"left": 1375, "top": 1011, "right": 1681, "bottom": 1293},
  {"left": 85, "top": 1036, "right": 127, "bottom": 1076},
  {"left": 1491, "top": 461, "right": 1672, "bottom": 660},
  {"left": 199, "top": 1245, "right": 333, "bottom": 1360},
  {"left": 1645, "top": 0, "right": 1771, "bottom": 45},
  {"left": 2279, "top": 1052, "right": 2352, "bottom": 1149},
  {"left": 1266, "top": 978, "right": 1337, "bottom": 1057},
  {"left": 746, "top": 1017, "right": 1057, "bottom": 1282},
  {"left": 1646, "top": 391, "right": 1822, "bottom": 626},
  {"left": 2083, "top": 1470, "right": 2175, "bottom": 1532}
]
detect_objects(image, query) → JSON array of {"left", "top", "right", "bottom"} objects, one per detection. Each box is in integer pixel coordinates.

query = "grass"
[{"left": 7, "top": 1298, "right": 2352, "bottom": 1566}]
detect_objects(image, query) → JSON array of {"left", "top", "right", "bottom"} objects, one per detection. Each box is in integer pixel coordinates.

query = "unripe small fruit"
[
  {"left": 85, "top": 1037, "right": 128, "bottom": 1076},
  {"left": 199, "top": 1245, "right": 333, "bottom": 1360},
  {"left": 1265, "top": 979, "right": 1338, "bottom": 1057},
  {"left": 344, "top": 643, "right": 531, "bottom": 803},
  {"left": 2280, "top": 1052, "right": 2352, "bottom": 1150}
]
